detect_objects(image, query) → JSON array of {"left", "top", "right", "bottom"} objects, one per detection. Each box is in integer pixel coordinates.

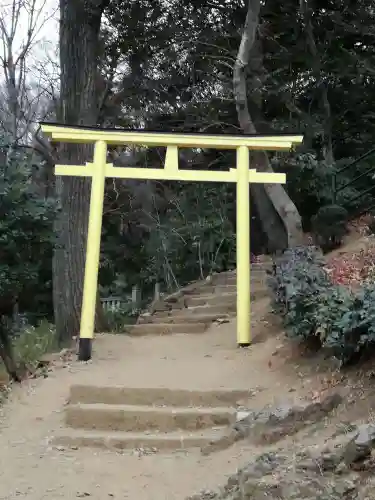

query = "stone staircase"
[
  {"left": 55, "top": 385, "right": 254, "bottom": 451},
  {"left": 53, "top": 260, "right": 271, "bottom": 452},
  {"left": 130, "top": 261, "right": 271, "bottom": 336}
]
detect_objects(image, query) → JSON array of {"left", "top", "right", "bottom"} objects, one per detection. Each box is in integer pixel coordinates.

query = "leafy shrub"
[
  {"left": 311, "top": 204, "right": 348, "bottom": 252},
  {"left": 268, "top": 246, "right": 375, "bottom": 366},
  {"left": 267, "top": 245, "right": 329, "bottom": 315},
  {"left": 272, "top": 153, "right": 334, "bottom": 230},
  {"left": 142, "top": 183, "right": 236, "bottom": 290},
  {"left": 103, "top": 304, "right": 141, "bottom": 332},
  {"left": 100, "top": 181, "right": 236, "bottom": 299},
  {"left": 327, "top": 285, "right": 375, "bottom": 363},
  {"left": 0, "top": 146, "right": 57, "bottom": 379},
  {"left": 13, "top": 321, "right": 57, "bottom": 369},
  {"left": 271, "top": 153, "right": 365, "bottom": 230}
]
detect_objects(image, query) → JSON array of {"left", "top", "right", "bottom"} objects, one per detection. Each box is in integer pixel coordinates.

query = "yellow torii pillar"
[{"left": 40, "top": 123, "right": 303, "bottom": 360}]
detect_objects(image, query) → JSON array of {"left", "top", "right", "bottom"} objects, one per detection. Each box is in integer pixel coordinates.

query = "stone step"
[
  {"left": 52, "top": 427, "right": 227, "bottom": 452},
  {"left": 65, "top": 403, "right": 236, "bottom": 432},
  {"left": 212, "top": 267, "right": 266, "bottom": 277},
  {"left": 213, "top": 284, "right": 237, "bottom": 293},
  {"left": 152, "top": 303, "right": 237, "bottom": 318},
  {"left": 251, "top": 288, "right": 269, "bottom": 301},
  {"left": 175, "top": 288, "right": 268, "bottom": 309},
  {"left": 179, "top": 303, "right": 237, "bottom": 315},
  {"left": 254, "top": 281, "right": 268, "bottom": 289},
  {"left": 210, "top": 277, "right": 237, "bottom": 286},
  {"left": 186, "top": 293, "right": 236, "bottom": 307},
  {"left": 182, "top": 284, "right": 237, "bottom": 295},
  {"left": 190, "top": 279, "right": 269, "bottom": 295},
  {"left": 127, "top": 322, "right": 208, "bottom": 336},
  {"left": 173, "top": 284, "right": 237, "bottom": 297},
  {"left": 69, "top": 385, "right": 253, "bottom": 407},
  {"left": 213, "top": 269, "right": 236, "bottom": 276},
  {"left": 139, "top": 312, "right": 229, "bottom": 325},
  {"left": 253, "top": 277, "right": 269, "bottom": 284},
  {"left": 152, "top": 278, "right": 265, "bottom": 312},
  {"left": 210, "top": 267, "right": 268, "bottom": 285},
  {"left": 210, "top": 276, "right": 266, "bottom": 288},
  {"left": 172, "top": 281, "right": 263, "bottom": 302},
  {"left": 145, "top": 287, "right": 268, "bottom": 321}
]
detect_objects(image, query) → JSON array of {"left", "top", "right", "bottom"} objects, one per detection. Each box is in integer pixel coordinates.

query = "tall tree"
[
  {"left": 233, "top": 0, "right": 304, "bottom": 251},
  {"left": 299, "top": 0, "right": 334, "bottom": 167},
  {"left": 55, "top": 0, "right": 108, "bottom": 346}
]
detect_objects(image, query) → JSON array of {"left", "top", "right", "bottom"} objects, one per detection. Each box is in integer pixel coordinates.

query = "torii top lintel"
[{"left": 40, "top": 122, "right": 303, "bottom": 151}]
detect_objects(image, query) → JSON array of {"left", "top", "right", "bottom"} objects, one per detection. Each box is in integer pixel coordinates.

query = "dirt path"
[{"left": 0, "top": 298, "right": 326, "bottom": 500}]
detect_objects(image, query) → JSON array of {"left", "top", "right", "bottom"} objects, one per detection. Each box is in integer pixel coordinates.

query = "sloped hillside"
[{"left": 187, "top": 221, "right": 375, "bottom": 500}]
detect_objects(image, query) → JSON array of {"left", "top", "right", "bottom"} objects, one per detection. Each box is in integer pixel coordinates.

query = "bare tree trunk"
[
  {"left": 233, "top": 0, "right": 303, "bottom": 252},
  {"left": 55, "top": 0, "right": 108, "bottom": 345},
  {"left": 0, "top": 321, "right": 21, "bottom": 382}
]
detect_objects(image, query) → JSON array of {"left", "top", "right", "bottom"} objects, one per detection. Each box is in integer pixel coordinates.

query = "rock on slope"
[
  {"left": 187, "top": 421, "right": 375, "bottom": 499},
  {"left": 187, "top": 232, "right": 375, "bottom": 500}
]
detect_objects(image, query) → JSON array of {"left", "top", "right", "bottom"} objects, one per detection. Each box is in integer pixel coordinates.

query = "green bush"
[
  {"left": 100, "top": 181, "right": 236, "bottom": 299},
  {"left": 311, "top": 204, "right": 348, "bottom": 252},
  {"left": 323, "top": 286, "right": 375, "bottom": 363},
  {"left": 13, "top": 321, "right": 57, "bottom": 369},
  {"left": 0, "top": 146, "right": 57, "bottom": 379},
  {"left": 271, "top": 153, "right": 365, "bottom": 230},
  {"left": 102, "top": 304, "right": 141, "bottom": 332},
  {"left": 267, "top": 245, "right": 330, "bottom": 316},
  {"left": 267, "top": 246, "right": 375, "bottom": 366},
  {"left": 272, "top": 153, "right": 334, "bottom": 230}
]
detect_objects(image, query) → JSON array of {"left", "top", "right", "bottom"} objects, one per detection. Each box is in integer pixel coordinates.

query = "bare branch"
[{"left": 0, "top": 0, "right": 58, "bottom": 143}]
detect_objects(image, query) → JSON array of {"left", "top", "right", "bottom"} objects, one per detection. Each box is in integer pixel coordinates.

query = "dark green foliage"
[
  {"left": 143, "top": 183, "right": 236, "bottom": 289},
  {"left": 100, "top": 181, "right": 236, "bottom": 300},
  {"left": 268, "top": 246, "right": 375, "bottom": 366},
  {"left": 0, "top": 148, "right": 57, "bottom": 378},
  {"left": 272, "top": 154, "right": 334, "bottom": 231},
  {"left": 267, "top": 246, "right": 330, "bottom": 316},
  {"left": 311, "top": 205, "right": 349, "bottom": 252},
  {"left": 2, "top": 0, "right": 375, "bottom": 369},
  {"left": 272, "top": 155, "right": 366, "bottom": 232},
  {"left": 103, "top": 304, "right": 142, "bottom": 333},
  {"left": 323, "top": 286, "right": 375, "bottom": 364},
  {"left": 0, "top": 154, "right": 57, "bottom": 306},
  {"left": 96, "top": 0, "right": 375, "bottom": 303}
]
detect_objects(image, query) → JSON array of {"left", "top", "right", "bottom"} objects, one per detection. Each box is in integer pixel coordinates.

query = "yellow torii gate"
[{"left": 40, "top": 123, "right": 303, "bottom": 360}]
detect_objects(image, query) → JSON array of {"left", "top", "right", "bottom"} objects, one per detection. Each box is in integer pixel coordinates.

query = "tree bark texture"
[
  {"left": 0, "top": 322, "right": 21, "bottom": 382},
  {"left": 233, "top": 0, "right": 304, "bottom": 252},
  {"left": 55, "top": 0, "right": 108, "bottom": 345}
]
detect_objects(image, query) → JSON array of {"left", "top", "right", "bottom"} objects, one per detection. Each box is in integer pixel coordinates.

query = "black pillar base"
[
  {"left": 238, "top": 343, "right": 251, "bottom": 348},
  {"left": 78, "top": 338, "right": 92, "bottom": 361}
]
